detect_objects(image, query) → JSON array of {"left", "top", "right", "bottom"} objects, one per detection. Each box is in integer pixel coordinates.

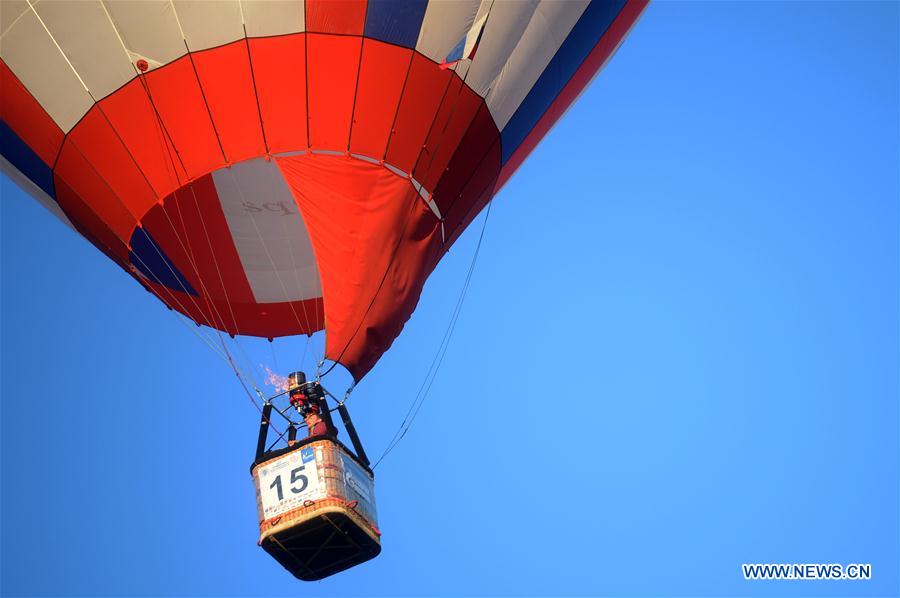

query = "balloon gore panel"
[{"left": 0, "top": 1, "right": 648, "bottom": 380}]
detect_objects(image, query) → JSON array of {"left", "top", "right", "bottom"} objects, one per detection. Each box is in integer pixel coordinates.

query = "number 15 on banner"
[{"left": 259, "top": 459, "right": 322, "bottom": 517}]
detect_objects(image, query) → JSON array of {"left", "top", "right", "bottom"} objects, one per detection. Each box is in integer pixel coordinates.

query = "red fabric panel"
[
  {"left": 142, "top": 55, "right": 225, "bottom": 179},
  {"left": 137, "top": 173, "right": 325, "bottom": 337},
  {"left": 248, "top": 34, "right": 308, "bottom": 153},
  {"left": 138, "top": 193, "right": 207, "bottom": 301},
  {"left": 384, "top": 53, "right": 451, "bottom": 172},
  {"left": 306, "top": 0, "right": 367, "bottom": 35},
  {"left": 412, "top": 78, "right": 482, "bottom": 192},
  {"left": 349, "top": 39, "right": 412, "bottom": 160},
  {"left": 497, "top": 0, "right": 649, "bottom": 191},
  {"left": 53, "top": 145, "right": 135, "bottom": 256},
  {"left": 141, "top": 275, "right": 324, "bottom": 337},
  {"left": 342, "top": 197, "right": 441, "bottom": 378},
  {"left": 66, "top": 106, "right": 158, "bottom": 221},
  {"left": 224, "top": 297, "right": 324, "bottom": 337},
  {"left": 0, "top": 59, "right": 63, "bottom": 165},
  {"left": 99, "top": 79, "right": 187, "bottom": 201},
  {"left": 275, "top": 153, "right": 440, "bottom": 379},
  {"left": 307, "top": 34, "right": 362, "bottom": 152},
  {"left": 442, "top": 141, "right": 501, "bottom": 248},
  {"left": 443, "top": 183, "right": 496, "bottom": 253},
  {"left": 53, "top": 174, "right": 129, "bottom": 262},
  {"left": 168, "top": 175, "right": 256, "bottom": 306},
  {"left": 192, "top": 41, "right": 267, "bottom": 164},
  {"left": 431, "top": 102, "right": 499, "bottom": 215},
  {"left": 141, "top": 189, "right": 246, "bottom": 334}
]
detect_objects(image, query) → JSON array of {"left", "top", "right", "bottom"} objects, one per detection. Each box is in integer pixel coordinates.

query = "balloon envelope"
[{"left": 0, "top": 0, "right": 647, "bottom": 380}]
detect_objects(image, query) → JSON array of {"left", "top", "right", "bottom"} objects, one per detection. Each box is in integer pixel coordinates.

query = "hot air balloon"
[{"left": 0, "top": 0, "right": 647, "bottom": 581}]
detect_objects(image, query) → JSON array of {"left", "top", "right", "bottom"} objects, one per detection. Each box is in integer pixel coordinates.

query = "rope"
[{"left": 373, "top": 199, "right": 493, "bottom": 469}]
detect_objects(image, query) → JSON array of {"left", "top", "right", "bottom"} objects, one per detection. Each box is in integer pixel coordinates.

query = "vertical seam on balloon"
[
  {"left": 95, "top": 0, "right": 184, "bottom": 197},
  {"left": 133, "top": 74, "right": 187, "bottom": 193},
  {"left": 159, "top": 196, "right": 237, "bottom": 335},
  {"left": 153, "top": 183, "right": 231, "bottom": 330},
  {"left": 135, "top": 72, "right": 190, "bottom": 177},
  {"left": 300, "top": 5, "right": 317, "bottom": 336},
  {"left": 91, "top": 104, "right": 164, "bottom": 202},
  {"left": 412, "top": 0, "right": 498, "bottom": 181},
  {"left": 169, "top": 187, "right": 223, "bottom": 312},
  {"left": 346, "top": 37, "right": 366, "bottom": 153},
  {"left": 0, "top": 57, "right": 67, "bottom": 196},
  {"left": 303, "top": 31, "right": 312, "bottom": 149},
  {"left": 183, "top": 40, "right": 229, "bottom": 165},
  {"left": 439, "top": 137, "right": 500, "bottom": 248},
  {"left": 128, "top": 67, "right": 246, "bottom": 337},
  {"left": 380, "top": 50, "right": 415, "bottom": 162},
  {"left": 49, "top": 176, "right": 119, "bottom": 260},
  {"left": 58, "top": 138, "right": 138, "bottom": 224},
  {"left": 243, "top": 25, "right": 271, "bottom": 155},
  {"left": 406, "top": 69, "right": 455, "bottom": 186},
  {"left": 346, "top": 0, "right": 371, "bottom": 152},
  {"left": 434, "top": 102, "right": 492, "bottom": 214},
  {"left": 51, "top": 132, "right": 65, "bottom": 172},
  {"left": 184, "top": 183, "right": 244, "bottom": 337},
  {"left": 437, "top": 126, "right": 499, "bottom": 230},
  {"left": 411, "top": 72, "right": 480, "bottom": 195}
]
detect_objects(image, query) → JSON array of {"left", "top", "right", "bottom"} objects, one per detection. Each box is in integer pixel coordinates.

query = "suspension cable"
[{"left": 373, "top": 200, "right": 493, "bottom": 469}]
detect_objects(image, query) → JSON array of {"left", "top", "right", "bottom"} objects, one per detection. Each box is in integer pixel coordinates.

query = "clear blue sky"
[{"left": 2, "top": 2, "right": 898, "bottom": 596}]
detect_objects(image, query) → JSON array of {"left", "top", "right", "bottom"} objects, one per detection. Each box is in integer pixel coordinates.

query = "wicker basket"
[{"left": 251, "top": 438, "right": 380, "bottom": 580}]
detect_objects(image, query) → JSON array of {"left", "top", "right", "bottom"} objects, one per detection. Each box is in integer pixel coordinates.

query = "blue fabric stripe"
[
  {"left": 364, "top": 0, "right": 428, "bottom": 48},
  {"left": 0, "top": 120, "right": 56, "bottom": 199},
  {"left": 129, "top": 227, "right": 197, "bottom": 296},
  {"left": 499, "top": 0, "right": 627, "bottom": 165},
  {"left": 446, "top": 36, "right": 465, "bottom": 63}
]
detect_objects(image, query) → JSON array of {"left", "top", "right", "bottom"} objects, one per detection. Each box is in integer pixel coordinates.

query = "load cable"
[{"left": 373, "top": 200, "right": 493, "bottom": 469}]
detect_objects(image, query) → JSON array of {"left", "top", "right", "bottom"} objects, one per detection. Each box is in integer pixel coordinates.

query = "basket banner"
[
  {"left": 341, "top": 453, "right": 377, "bottom": 521},
  {"left": 256, "top": 447, "right": 326, "bottom": 520}
]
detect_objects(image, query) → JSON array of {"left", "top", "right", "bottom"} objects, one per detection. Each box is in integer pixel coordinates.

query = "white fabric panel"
[
  {"left": 172, "top": 0, "right": 244, "bottom": 51},
  {"left": 242, "top": 0, "right": 305, "bottom": 37},
  {"left": 0, "top": 8, "right": 93, "bottom": 131},
  {"left": 350, "top": 153, "right": 380, "bottom": 165},
  {"left": 103, "top": 0, "right": 186, "bottom": 71},
  {"left": 211, "top": 159, "right": 322, "bottom": 304},
  {"left": 485, "top": 0, "right": 589, "bottom": 129},
  {"left": 415, "top": 0, "right": 479, "bottom": 63},
  {"left": 32, "top": 1, "right": 136, "bottom": 101},
  {"left": 411, "top": 179, "right": 441, "bottom": 219},
  {"left": 451, "top": 0, "right": 491, "bottom": 79},
  {"left": 461, "top": 10, "right": 488, "bottom": 60},
  {"left": 462, "top": 0, "right": 539, "bottom": 97},
  {"left": 0, "top": 154, "right": 77, "bottom": 233},
  {"left": 1, "top": 1, "right": 30, "bottom": 38}
]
